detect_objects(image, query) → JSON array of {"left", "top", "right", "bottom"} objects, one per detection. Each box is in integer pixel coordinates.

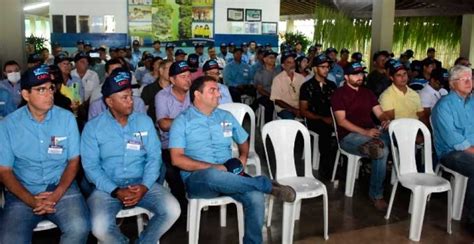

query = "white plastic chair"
[
  {"left": 262, "top": 120, "right": 329, "bottom": 243},
  {"left": 186, "top": 196, "right": 244, "bottom": 244},
  {"left": 98, "top": 207, "right": 154, "bottom": 244},
  {"left": 384, "top": 118, "right": 452, "bottom": 241},
  {"left": 436, "top": 164, "right": 468, "bottom": 221},
  {"left": 256, "top": 104, "right": 265, "bottom": 130},
  {"left": 218, "top": 103, "right": 262, "bottom": 176},
  {"left": 329, "top": 108, "right": 363, "bottom": 197}
]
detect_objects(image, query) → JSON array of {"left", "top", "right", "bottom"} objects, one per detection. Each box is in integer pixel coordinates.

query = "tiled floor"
[{"left": 32, "top": 121, "right": 473, "bottom": 243}]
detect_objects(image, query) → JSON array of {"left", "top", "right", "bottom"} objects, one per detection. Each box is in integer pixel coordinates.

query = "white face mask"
[{"left": 7, "top": 72, "right": 21, "bottom": 84}]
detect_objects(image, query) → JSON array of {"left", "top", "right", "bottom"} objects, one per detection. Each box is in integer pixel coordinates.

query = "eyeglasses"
[
  {"left": 454, "top": 77, "right": 473, "bottom": 83},
  {"left": 31, "top": 85, "right": 56, "bottom": 95}
]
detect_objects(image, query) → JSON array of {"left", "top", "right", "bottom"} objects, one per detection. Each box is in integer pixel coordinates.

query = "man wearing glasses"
[
  {"left": 0, "top": 65, "right": 90, "bottom": 243},
  {"left": 270, "top": 51, "right": 305, "bottom": 119},
  {"left": 432, "top": 65, "right": 474, "bottom": 234},
  {"left": 299, "top": 54, "right": 337, "bottom": 178}
]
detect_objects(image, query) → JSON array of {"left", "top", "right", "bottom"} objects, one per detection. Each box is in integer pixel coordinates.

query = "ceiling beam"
[{"left": 351, "top": 8, "right": 470, "bottom": 18}]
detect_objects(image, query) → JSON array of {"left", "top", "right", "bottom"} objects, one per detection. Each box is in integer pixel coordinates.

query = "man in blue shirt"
[
  {"left": 81, "top": 68, "right": 180, "bottom": 243},
  {"left": 0, "top": 87, "right": 16, "bottom": 119},
  {"left": 0, "top": 65, "right": 90, "bottom": 243},
  {"left": 169, "top": 75, "right": 296, "bottom": 244},
  {"left": 218, "top": 42, "right": 233, "bottom": 65},
  {"left": 432, "top": 64, "right": 474, "bottom": 233},
  {"left": 152, "top": 40, "right": 164, "bottom": 58},
  {"left": 131, "top": 40, "right": 143, "bottom": 70},
  {"left": 223, "top": 47, "right": 255, "bottom": 103},
  {"left": 1, "top": 60, "right": 22, "bottom": 106},
  {"left": 326, "top": 48, "right": 345, "bottom": 86}
]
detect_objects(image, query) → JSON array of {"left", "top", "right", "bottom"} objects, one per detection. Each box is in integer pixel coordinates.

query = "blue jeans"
[
  {"left": 185, "top": 168, "right": 272, "bottom": 244},
  {"left": 0, "top": 182, "right": 90, "bottom": 244},
  {"left": 340, "top": 132, "right": 390, "bottom": 199},
  {"left": 87, "top": 181, "right": 180, "bottom": 244},
  {"left": 277, "top": 109, "right": 296, "bottom": 119},
  {"left": 440, "top": 151, "right": 474, "bottom": 223}
]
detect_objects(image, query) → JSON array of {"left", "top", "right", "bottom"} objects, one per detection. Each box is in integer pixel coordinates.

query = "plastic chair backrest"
[
  {"left": 388, "top": 118, "right": 434, "bottom": 176},
  {"left": 218, "top": 103, "right": 256, "bottom": 152},
  {"left": 261, "top": 120, "right": 313, "bottom": 179}
]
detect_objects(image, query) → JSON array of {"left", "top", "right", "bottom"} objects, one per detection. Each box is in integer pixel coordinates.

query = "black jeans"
[
  {"left": 257, "top": 96, "right": 274, "bottom": 123},
  {"left": 162, "top": 149, "right": 188, "bottom": 216}
]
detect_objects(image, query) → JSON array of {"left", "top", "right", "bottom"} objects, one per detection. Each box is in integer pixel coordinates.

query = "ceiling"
[{"left": 280, "top": 0, "right": 474, "bottom": 18}]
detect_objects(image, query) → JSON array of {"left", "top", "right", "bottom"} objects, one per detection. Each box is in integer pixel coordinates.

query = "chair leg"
[
  {"left": 447, "top": 189, "right": 453, "bottom": 234},
  {"left": 220, "top": 205, "right": 227, "bottom": 227},
  {"left": 323, "top": 188, "right": 329, "bottom": 240},
  {"left": 282, "top": 202, "right": 297, "bottom": 244},
  {"left": 188, "top": 200, "right": 198, "bottom": 244},
  {"left": 331, "top": 150, "right": 341, "bottom": 182},
  {"left": 311, "top": 133, "right": 320, "bottom": 171},
  {"left": 294, "top": 200, "right": 301, "bottom": 220},
  {"left": 355, "top": 161, "right": 361, "bottom": 180},
  {"left": 235, "top": 203, "right": 245, "bottom": 244},
  {"left": 345, "top": 156, "right": 359, "bottom": 197},
  {"left": 194, "top": 205, "right": 203, "bottom": 244},
  {"left": 385, "top": 181, "right": 399, "bottom": 219},
  {"left": 137, "top": 214, "right": 145, "bottom": 235},
  {"left": 266, "top": 196, "right": 274, "bottom": 227},
  {"left": 408, "top": 190, "right": 428, "bottom": 242},
  {"left": 452, "top": 176, "right": 468, "bottom": 220}
]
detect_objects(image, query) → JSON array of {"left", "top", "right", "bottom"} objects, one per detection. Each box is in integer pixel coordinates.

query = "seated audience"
[
  {"left": 431, "top": 64, "right": 474, "bottom": 234},
  {"left": 223, "top": 47, "right": 254, "bottom": 103},
  {"left": 331, "top": 62, "right": 391, "bottom": 210},
  {"left": 0, "top": 65, "right": 90, "bottom": 243},
  {"left": 254, "top": 50, "right": 280, "bottom": 123},
  {"left": 169, "top": 75, "right": 297, "bottom": 244}
]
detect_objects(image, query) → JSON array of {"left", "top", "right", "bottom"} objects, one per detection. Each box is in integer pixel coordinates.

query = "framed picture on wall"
[
  {"left": 244, "top": 22, "right": 260, "bottom": 34},
  {"left": 227, "top": 8, "right": 244, "bottom": 21},
  {"left": 245, "top": 9, "right": 261, "bottom": 22},
  {"left": 262, "top": 22, "right": 277, "bottom": 35}
]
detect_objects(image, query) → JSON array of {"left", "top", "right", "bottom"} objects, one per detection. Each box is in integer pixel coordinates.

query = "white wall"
[
  {"left": 214, "top": 0, "right": 280, "bottom": 34},
  {"left": 50, "top": 0, "right": 127, "bottom": 33}
]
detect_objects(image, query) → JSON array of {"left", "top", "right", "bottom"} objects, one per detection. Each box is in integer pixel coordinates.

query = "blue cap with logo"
[
  {"left": 202, "top": 59, "right": 222, "bottom": 71},
  {"left": 311, "top": 54, "right": 331, "bottom": 67},
  {"left": 21, "top": 64, "right": 52, "bottom": 90},
  {"left": 344, "top": 62, "right": 367, "bottom": 75},
  {"left": 174, "top": 49, "right": 187, "bottom": 57},
  {"left": 101, "top": 68, "right": 132, "bottom": 97},
  {"left": 54, "top": 52, "right": 72, "bottom": 65},
  {"left": 169, "top": 61, "right": 190, "bottom": 77},
  {"left": 280, "top": 51, "right": 297, "bottom": 64},
  {"left": 385, "top": 59, "right": 406, "bottom": 76}
]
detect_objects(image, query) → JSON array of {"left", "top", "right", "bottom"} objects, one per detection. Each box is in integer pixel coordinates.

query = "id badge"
[
  {"left": 126, "top": 140, "right": 141, "bottom": 151},
  {"left": 48, "top": 136, "right": 64, "bottom": 154},
  {"left": 221, "top": 121, "right": 233, "bottom": 137}
]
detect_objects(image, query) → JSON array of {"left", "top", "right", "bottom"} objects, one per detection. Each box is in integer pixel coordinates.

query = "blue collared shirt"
[
  {"left": 218, "top": 83, "right": 233, "bottom": 104},
  {"left": 0, "top": 79, "right": 21, "bottom": 106},
  {"left": 0, "top": 106, "right": 80, "bottom": 195},
  {"left": 169, "top": 106, "right": 248, "bottom": 180},
  {"left": 152, "top": 50, "right": 164, "bottom": 58},
  {"left": 0, "top": 88, "right": 16, "bottom": 118},
  {"left": 218, "top": 52, "right": 233, "bottom": 65},
  {"left": 155, "top": 86, "right": 191, "bottom": 149},
  {"left": 328, "top": 63, "right": 344, "bottom": 86},
  {"left": 223, "top": 61, "right": 252, "bottom": 87},
  {"left": 81, "top": 110, "right": 162, "bottom": 193},
  {"left": 249, "top": 60, "right": 263, "bottom": 82},
  {"left": 432, "top": 91, "right": 474, "bottom": 158}
]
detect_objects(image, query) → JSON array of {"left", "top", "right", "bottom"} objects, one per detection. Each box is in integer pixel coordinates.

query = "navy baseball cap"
[
  {"left": 165, "top": 43, "right": 175, "bottom": 49},
  {"left": 241, "top": 42, "right": 248, "bottom": 48},
  {"left": 27, "top": 53, "right": 42, "bottom": 64},
  {"left": 220, "top": 42, "right": 227, "bottom": 47},
  {"left": 344, "top": 62, "right": 367, "bottom": 75},
  {"left": 312, "top": 54, "right": 331, "bottom": 67},
  {"left": 101, "top": 68, "right": 132, "bottom": 98},
  {"left": 76, "top": 40, "right": 84, "bottom": 45},
  {"left": 308, "top": 46, "right": 316, "bottom": 52},
  {"left": 174, "top": 49, "right": 187, "bottom": 57},
  {"left": 74, "top": 51, "right": 90, "bottom": 62},
  {"left": 404, "top": 49, "right": 414, "bottom": 58},
  {"left": 187, "top": 53, "right": 199, "bottom": 69},
  {"left": 194, "top": 43, "right": 204, "bottom": 48},
  {"left": 169, "top": 61, "right": 190, "bottom": 77},
  {"left": 325, "top": 47, "right": 338, "bottom": 54},
  {"left": 351, "top": 52, "right": 363, "bottom": 62},
  {"left": 385, "top": 59, "right": 407, "bottom": 76},
  {"left": 21, "top": 64, "right": 52, "bottom": 90},
  {"left": 84, "top": 42, "right": 92, "bottom": 47},
  {"left": 202, "top": 59, "right": 222, "bottom": 71},
  {"left": 54, "top": 52, "right": 72, "bottom": 65},
  {"left": 430, "top": 68, "right": 449, "bottom": 83},
  {"left": 263, "top": 50, "right": 278, "bottom": 58},
  {"left": 142, "top": 53, "right": 154, "bottom": 61},
  {"left": 280, "top": 51, "right": 297, "bottom": 64},
  {"left": 229, "top": 42, "right": 235, "bottom": 47}
]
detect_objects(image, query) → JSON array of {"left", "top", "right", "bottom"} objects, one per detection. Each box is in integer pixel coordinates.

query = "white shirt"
[
  {"left": 419, "top": 84, "right": 448, "bottom": 109},
  {"left": 71, "top": 69, "right": 101, "bottom": 102}
]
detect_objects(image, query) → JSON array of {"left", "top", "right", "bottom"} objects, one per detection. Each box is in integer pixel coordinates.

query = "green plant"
[
  {"left": 313, "top": 5, "right": 462, "bottom": 68},
  {"left": 25, "top": 34, "right": 48, "bottom": 52},
  {"left": 284, "top": 32, "right": 311, "bottom": 52}
]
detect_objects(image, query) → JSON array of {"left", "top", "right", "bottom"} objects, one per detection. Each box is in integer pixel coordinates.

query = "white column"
[
  {"left": 370, "top": 0, "right": 395, "bottom": 66},
  {"left": 287, "top": 18, "right": 295, "bottom": 33},
  {"left": 0, "top": 0, "right": 26, "bottom": 68},
  {"left": 461, "top": 14, "right": 474, "bottom": 63}
]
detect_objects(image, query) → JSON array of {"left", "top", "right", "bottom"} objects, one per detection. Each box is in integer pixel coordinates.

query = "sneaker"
[
  {"left": 371, "top": 198, "right": 388, "bottom": 211},
  {"left": 271, "top": 181, "right": 296, "bottom": 202}
]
